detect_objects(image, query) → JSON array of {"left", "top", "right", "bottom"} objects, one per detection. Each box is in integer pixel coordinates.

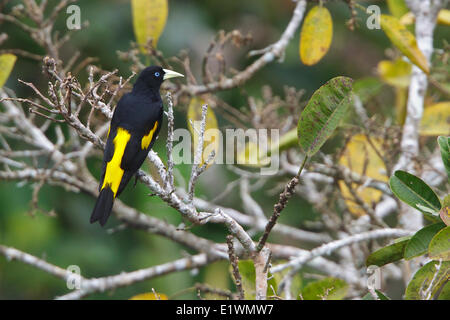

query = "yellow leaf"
[
  {"left": 0, "top": 54, "right": 17, "bottom": 88},
  {"left": 440, "top": 207, "right": 450, "bottom": 226},
  {"left": 129, "top": 292, "right": 168, "bottom": 300},
  {"left": 131, "top": 0, "right": 168, "bottom": 52},
  {"left": 399, "top": 12, "right": 415, "bottom": 25},
  {"left": 419, "top": 102, "right": 450, "bottom": 136},
  {"left": 300, "top": 6, "right": 333, "bottom": 66},
  {"left": 338, "top": 134, "right": 388, "bottom": 216},
  {"left": 235, "top": 128, "right": 298, "bottom": 167},
  {"left": 437, "top": 9, "right": 450, "bottom": 26},
  {"left": 380, "top": 14, "right": 429, "bottom": 74},
  {"left": 378, "top": 59, "right": 411, "bottom": 88},
  {"left": 395, "top": 87, "right": 408, "bottom": 125},
  {"left": 400, "top": 10, "right": 450, "bottom": 26},
  {"left": 187, "top": 97, "right": 219, "bottom": 168},
  {"left": 236, "top": 140, "right": 271, "bottom": 167}
]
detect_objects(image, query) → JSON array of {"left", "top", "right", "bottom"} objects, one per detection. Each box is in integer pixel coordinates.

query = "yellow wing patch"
[
  {"left": 141, "top": 121, "right": 158, "bottom": 150},
  {"left": 101, "top": 127, "right": 131, "bottom": 197}
]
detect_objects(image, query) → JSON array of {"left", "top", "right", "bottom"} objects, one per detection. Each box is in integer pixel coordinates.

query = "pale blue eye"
[{"left": 154, "top": 72, "right": 160, "bottom": 77}]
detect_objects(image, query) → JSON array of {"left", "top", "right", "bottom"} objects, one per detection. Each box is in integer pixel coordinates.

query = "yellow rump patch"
[
  {"left": 141, "top": 121, "right": 158, "bottom": 150},
  {"left": 101, "top": 127, "right": 131, "bottom": 197}
]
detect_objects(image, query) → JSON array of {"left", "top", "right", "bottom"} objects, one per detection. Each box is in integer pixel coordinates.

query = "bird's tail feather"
[{"left": 90, "top": 186, "right": 115, "bottom": 226}]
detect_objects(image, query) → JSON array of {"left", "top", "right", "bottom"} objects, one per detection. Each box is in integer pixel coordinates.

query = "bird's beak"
[{"left": 163, "top": 69, "right": 184, "bottom": 80}]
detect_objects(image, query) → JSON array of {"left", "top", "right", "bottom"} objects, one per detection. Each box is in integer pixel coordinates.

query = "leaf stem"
[{"left": 297, "top": 154, "right": 309, "bottom": 177}]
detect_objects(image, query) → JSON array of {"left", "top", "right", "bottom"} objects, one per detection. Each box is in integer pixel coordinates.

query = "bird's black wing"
[{"left": 115, "top": 95, "right": 163, "bottom": 197}]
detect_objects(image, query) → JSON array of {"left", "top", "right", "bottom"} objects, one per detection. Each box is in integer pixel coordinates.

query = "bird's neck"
[{"left": 132, "top": 82, "right": 161, "bottom": 101}]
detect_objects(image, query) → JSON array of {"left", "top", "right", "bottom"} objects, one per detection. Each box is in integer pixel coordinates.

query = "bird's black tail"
[{"left": 90, "top": 187, "right": 115, "bottom": 226}]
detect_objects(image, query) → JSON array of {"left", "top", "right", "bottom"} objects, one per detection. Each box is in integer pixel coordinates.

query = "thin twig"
[{"left": 226, "top": 235, "right": 245, "bottom": 300}]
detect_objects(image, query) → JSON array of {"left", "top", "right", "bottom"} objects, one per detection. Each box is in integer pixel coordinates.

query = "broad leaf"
[
  {"left": 187, "top": 97, "right": 219, "bottom": 168},
  {"left": 362, "top": 289, "right": 391, "bottom": 300},
  {"left": 338, "top": 134, "right": 388, "bottom": 216},
  {"left": 131, "top": 0, "right": 168, "bottom": 52},
  {"left": 236, "top": 128, "right": 298, "bottom": 167},
  {"left": 299, "top": 6, "right": 333, "bottom": 66},
  {"left": 438, "top": 281, "right": 450, "bottom": 300},
  {"left": 301, "top": 277, "right": 348, "bottom": 300},
  {"left": 389, "top": 170, "right": 441, "bottom": 215},
  {"left": 366, "top": 237, "right": 410, "bottom": 267},
  {"left": 438, "top": 9, "right": 450, "bottom": 26},
  {"left": 404, "top": 222, "right": 446, "bottom": 260},
  {"left": 400, "top": 9, "right": 450, "bottom": 26},
  {"left": 272, "top": 265, "right": 302, "bottom": 299},
  {"left": 444, "top": 195, "right": 450, "bottom": 207},
  {"left": 438, "top": 136, "right": 450, "bottom": 181},
  {"left": 399, "top": 12, "right": 415, "bottom": 26},
  {"left": 378, "top": 59, "right": 411, "bottom": 88},
  {"left": 420, "top": 102, "right": 450, "bottom": 136},
  {"left": 236, "top": 140, "right": 271, "bottom": 167},
  {"left": 274, "top": 128, "right": 298, "bottom": 155},
  {"left": 232, "top": 260, "right": 277, "bottom": 300},
  {"left": 373, "top": 289, "right": 390, "bottom": 300},
  {"left": 352, "top": 77, "right": 383, "bottom": 104},
  {"left": 129, "top": 292, "right": 168, "bottom": 300},
  {"left": 440, "top": 206, "right": 450, "bottom": 226},
  {"left": 405, "top": 260, "right": 450, "bottom": 300},
  {"left": 298, "top": 76, "right": 353, "bottom": 156},
  {"left": 395, "top": 87, "right": 408, "bottom": 125},
  {"left": 428, "top": 226, "right": 450, "bottom": 261},
  {"left": 387, "top": 0, "right": 409, "bottom": 18},
  {"left": 203, "top": 261, "right": 231, "bottom": 299},
  {"left": 0, "top": 54, "right": 17, "bottom": 88},
  {"left": 380, "top": 15, "right": 429, "bottom": 74}
]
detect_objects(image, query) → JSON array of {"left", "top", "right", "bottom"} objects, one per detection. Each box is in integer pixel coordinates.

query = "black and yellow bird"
[{"left": 90, "top": 66, "right": 184, "bottom": 226}]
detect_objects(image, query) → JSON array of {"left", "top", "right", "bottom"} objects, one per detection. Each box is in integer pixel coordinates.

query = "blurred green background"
[{"left": 0, "top": 0, "right": 448, "bottom": 299}]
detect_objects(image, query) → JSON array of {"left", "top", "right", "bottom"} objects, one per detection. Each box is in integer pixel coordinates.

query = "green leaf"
[
  {"left": 301, "top": 277, "right": 348, "bottom": 300},
  {"left": 444, "top": 195, "right": 450, "bottom": 207},
  {"left": 438, "top": 136, "right": 450, "bottom": 182},
  {"left": 271, "top": 265, "right": 302, "bottom": 299},
  {"left": 366, "top": 237, "right": 410, "bottom": 267},
  {"left": 273, "top": 128, "right": 298, "bottom": 154},
  {"left": 203, "top": 261, "right": 231, "bottom": 299},
  {"left": 362, "top": 289, "right": 391, "bottom": 300},
  {"left": 352, "top": 77, "right": 383, "bottom": 104},
  {"left": 389, "top": 170, "right": 442, "bottom": 216},
  {"left": 428, "top": 226, "right": 450, "bottom": 261},
  {"left": 405, "top": 260, "right": 450, "bottom": 300},
  {"left": 438, "top": 281, "right": 450, "bottom": 300},
  {"left": 374, "top": 289, "right": 390, "bottom": 300},
  {"left": 297, "top": 76, "right": 353, "bottom": 156},
  {"left": 387, "top": 0, "right": 409, "bottom": 18},
  {"left": 0, "top": 54, "right": 17, "bottom": 88},
  {"left": 404, "top": 223, "right": 446, "bottom": 260},
  {"left": 232, "top": 260, "right": 277, "bottom": 300}
]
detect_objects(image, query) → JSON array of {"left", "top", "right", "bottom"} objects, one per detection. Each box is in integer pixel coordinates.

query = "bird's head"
[{"left": 136, "top": 66, "right": 184, "bottom": 89}]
